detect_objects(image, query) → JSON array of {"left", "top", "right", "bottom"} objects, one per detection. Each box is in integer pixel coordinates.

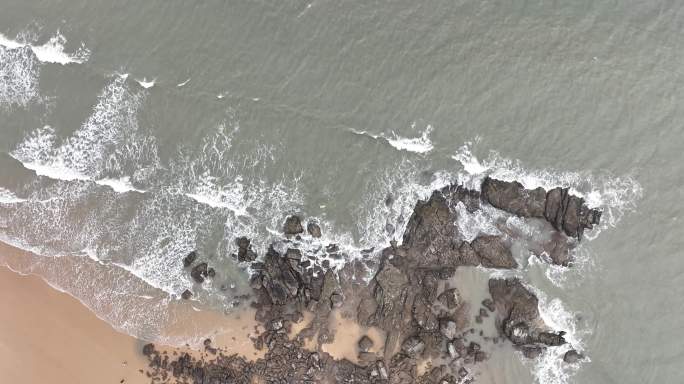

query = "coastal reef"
[{"left": 142, "top": 177, "right": 600, "bottom": 383}]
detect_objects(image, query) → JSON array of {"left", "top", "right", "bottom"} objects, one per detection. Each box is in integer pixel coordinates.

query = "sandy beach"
[
  {"left": 0, "top": 241, "right": 265, "bottom": 384},
  {"left": 0, "top": 265, "right": 151, "bottom": 384}
]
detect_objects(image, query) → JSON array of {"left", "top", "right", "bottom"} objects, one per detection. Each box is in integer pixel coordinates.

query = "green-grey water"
[{"left": 0, "top": 1, "right": 681, "bottom": 383}]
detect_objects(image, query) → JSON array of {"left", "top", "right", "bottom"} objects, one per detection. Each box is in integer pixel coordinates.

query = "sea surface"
[{"left": 0, "top": 1, "right": 681, "bottom": 383}]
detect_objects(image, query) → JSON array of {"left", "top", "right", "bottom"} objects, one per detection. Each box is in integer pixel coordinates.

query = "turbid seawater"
[{"left": 0, "top": 1, "right": 682, "bottom": 383}]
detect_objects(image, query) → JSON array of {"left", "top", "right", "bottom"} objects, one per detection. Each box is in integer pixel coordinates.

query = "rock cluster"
[{"left": 143, "top": 177, "right": 600, "bottom": 383}]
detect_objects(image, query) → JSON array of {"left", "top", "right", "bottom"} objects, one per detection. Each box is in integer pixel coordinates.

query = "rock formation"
[{"left": 143, "top": 177, "right": 601, "bottom": 383}]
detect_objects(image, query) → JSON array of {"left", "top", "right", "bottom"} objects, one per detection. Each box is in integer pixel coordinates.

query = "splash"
[{"left": 349, "top": 124, "right": 434, "bottom": 154}]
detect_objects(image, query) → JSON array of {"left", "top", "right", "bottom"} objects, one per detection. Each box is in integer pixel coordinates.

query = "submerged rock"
[
  {"left": 183, "top": 251, "right": 197, "bottom": 268},
  {"left": 563, "top": 349, "right": 584, "bottom": 363},
  {"left": 191, "top": 262, "right": 208, "bottom": 283}
]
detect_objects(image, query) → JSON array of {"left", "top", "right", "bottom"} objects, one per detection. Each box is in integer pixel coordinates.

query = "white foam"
[
  {"left": 135, "top": 77, "right": 156, "bottom": 89},
  {"left": 528, "top": 286, "right": 589, "bottom": 384},
  {"left": 356, "top": 159, "right": 454, "bottom": 248},
  {"left": 0, "top": 32, "right": 90, "bottom": 65},
  {"left": 177, "top": 78, "right": 191, "bottom": 87},
  {"left": 349, "top": 124, "right": 434, "bottom": 154},
  {"left": 11, "top": 76, "right": 156, "bottom": 186},
  {"left": 95, "top": 177, "right": 145, "bottom": 193},
  {"left": 451, "top": 141, "right": 643, "bottom": 238},
  {"left": 453, "top": 202, "right": 502, "bottom": 242},
  {"left": 0, "top": 44, "right": 39, "bottom": 107},
  {"left": 0, "top": 188, "right": 26, "bottom": 204}
]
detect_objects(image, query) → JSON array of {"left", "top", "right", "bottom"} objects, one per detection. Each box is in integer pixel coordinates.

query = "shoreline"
[{"left": 0, "top": 264, "right": 150, "bottom": 384}]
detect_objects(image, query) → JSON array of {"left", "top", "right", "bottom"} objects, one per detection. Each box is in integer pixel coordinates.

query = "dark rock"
[
  {"left": 207, "top": 268, "right": 216, "bottom": 278},
  {"left": 307, "top": 222, "right": 322, "bottom": 238},
  {"left": 190, "top": 262, "right": 208, "bottom": 283},
  {"left": 481, "top": 177, "right": 546, "bottom": 218},
  {"left": 489, "top": 278, "right": 567, "bottom": 348},
  {"left": 183, "top": 251, "right": 197, "bottom": 268},
  {"left": 522, "top": 346, "right": 543, "bottom": 359},
  {"left": 563, "top": 350, "right": 584, "bottom": 363},
  {"left": 181, "top": 289, "right": 192, "bottom": 300},
  {"left": 479, "top": 308, "right": 489, "bottom": 318},
  {"left": 358, "top": 335, "right": 374, "bottom": 352},
  {"left": 481, "top": 177, "right": 602, "bottom": 241},
  {"left": 482, "top": 298, "right": 495, "bottom": 312},
  {"left": 283, "top": 215, "right": 304, "bottom": 235},
  {"left": 142, "top": 343, "right": 155, "bottom": 356},
  {"left": 472, "top": 235, "right": 518, "bottom": 269},
  {"left": 236, "top": 237, "right": 257, "bottom": 262}
]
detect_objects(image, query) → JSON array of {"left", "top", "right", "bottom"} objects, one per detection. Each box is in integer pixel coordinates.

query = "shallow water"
[{"left": 1, "top": 1, "right": 682, "bottom": 383}]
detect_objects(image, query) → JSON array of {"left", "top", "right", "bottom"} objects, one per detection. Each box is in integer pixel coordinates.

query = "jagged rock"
[
  {"left": 481, "top": 177, "right": 546, "bottom": 218},
  {"left": 481, "top": 177, "right": 602, "bottom": 241},
  {"left": 358, "top": 335, "right": 374, "bottom": 352},
  {"left": 181, "top": 289, "right": 192, "bottom": 300},
  {"left": 307, "top": 222, "right": 322, "bottom": 238},
  {"left": 283, "top": 215, "right": 304, "bottom": 235},
  {"left": 191, "top": 262, "right": 208, "bottom": 283},
  {"left": 472, "top": 235, "right": 518, "bottom": 269},
  {"left": 563, "top": 350, "right": 584, "bottom": 363},
  {"left": 489, "top": 278, "right": 566, "bottom": 348},
  {"left": 183, "top": 251, "right": 197, "bottom": 268}
]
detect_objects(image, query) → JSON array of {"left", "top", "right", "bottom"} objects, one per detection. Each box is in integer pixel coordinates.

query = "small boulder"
[
  {"left": 283, "top": 215, "right": 304, "bottom": 235},
  {"left": 191, "top": 262, "right": 208, "bottom": 283},
  {"left": 358, "top": 335, "right": 374, "bottom": 352},
  {"left": 563, "top": 350, "right": 584, "bottom": 364},
  {"left": 307, "top": 222, "right": 322, "bottom": 238},
  {"left": 181, "top": 289, "right": 192, "bottom": 300},
  {"left": 183, "top": 251, "right": 197, "bottom": 268}
]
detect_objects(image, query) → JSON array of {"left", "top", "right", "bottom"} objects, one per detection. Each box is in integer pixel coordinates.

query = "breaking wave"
[
  {"left": 10, "top": 74, "right": 157, "bottom": 189},
  {"left": 349, "top": 124, "right": 434, "bottom": 154},
  {"left": 0, "top": 31, "right": 90, "bottom": 65}
]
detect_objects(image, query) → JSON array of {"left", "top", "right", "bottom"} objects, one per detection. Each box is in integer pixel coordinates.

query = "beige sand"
[
  {"left": 0, "top": 265, "right": 151, "bottom": 384},
  {"left": 0, "top": 240, "right": 265, "bottom": 384}
]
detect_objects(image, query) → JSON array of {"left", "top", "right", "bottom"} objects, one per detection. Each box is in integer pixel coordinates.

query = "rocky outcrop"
[
  {"left": 147, "top": 177, "right": 600, "bottom": 383},
  {"left": 488, "top": 278, "right": 566, "bottom": 350},
  {"left": 481, "top": 177, "right": 601, "bottom": 240}
]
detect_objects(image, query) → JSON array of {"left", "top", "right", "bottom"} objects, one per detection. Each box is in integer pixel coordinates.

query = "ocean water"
[{"left": 0, "top": 1, "right": 682, "bottom": 383}]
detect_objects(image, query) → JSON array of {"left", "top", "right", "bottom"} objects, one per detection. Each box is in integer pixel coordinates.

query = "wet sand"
[
  {"left": 0, "top": 265, "right": 151, "bottom": 384},
  {"left": 0, "top": 241, "right": 264, "bottom": 384}
]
